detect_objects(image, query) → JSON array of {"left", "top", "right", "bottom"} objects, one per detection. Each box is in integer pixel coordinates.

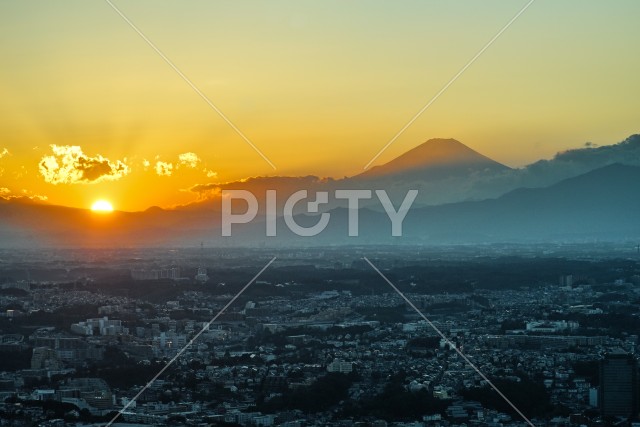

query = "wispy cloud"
[
  {"left": 204, "top": 169, "right": 217, "bottom": 178},
  {"left": 0, "top": 187, "right": 48, "bottom": 202},
  {"left": 155, "top": 161, "right": 173, "bottom": 177},
  {"left": 39, "top": 145, "right": 129, "bottom": 185},
  {"left": 21, "top": 189, "right": 48, "bottom": 202},
  {"left": 189, "top": 175, "right": 329, "bottom": 195},
  {"left": 178, "top": 152, "right": 201, "bottom": 168}
]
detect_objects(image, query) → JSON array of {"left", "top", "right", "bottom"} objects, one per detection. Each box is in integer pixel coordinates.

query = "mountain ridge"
[{"left": 1, "top": 163, "right": 638, "bottom": 247}]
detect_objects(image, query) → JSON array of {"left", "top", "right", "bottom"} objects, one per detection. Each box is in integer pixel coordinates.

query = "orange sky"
[{"left": 1, "top": 1, "right": 639, "bottom": 211}]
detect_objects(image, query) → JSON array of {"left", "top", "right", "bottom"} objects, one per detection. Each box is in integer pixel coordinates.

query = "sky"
[{"left": 0, "top": 0, "right": 639, "bottom": 211}]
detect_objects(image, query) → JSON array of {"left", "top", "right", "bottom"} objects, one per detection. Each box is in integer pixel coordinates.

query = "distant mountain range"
[
  {"left": 190, "top": 134, "right": 640, "bottom": 209},
  {"left": 216, "top": 163, "right": 640, "bottom": 245},
  {"left": 347, "top": 134, "right": 640, "bottom": 207},
  {"left": 1, "top": 134, "right": 639, "bottom": 247}
]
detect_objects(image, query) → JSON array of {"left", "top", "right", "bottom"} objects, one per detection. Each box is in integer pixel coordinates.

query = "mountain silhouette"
[{"left": 358, "top": 138, "right": 510, "bottom": 181}]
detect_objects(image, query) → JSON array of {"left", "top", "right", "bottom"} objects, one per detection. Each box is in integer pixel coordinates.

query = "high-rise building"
[
  {"left": 195, "top": 266, "right": 209, "bottom": 282},
  {"left": 599, "top": 349, "right": 638, "bottom": 417},
  {"left": 195, "top": 242, "right": 209, "bottom": 282},
  {"left": 559, "top": 274, "right": 574, "bottom": 287}
]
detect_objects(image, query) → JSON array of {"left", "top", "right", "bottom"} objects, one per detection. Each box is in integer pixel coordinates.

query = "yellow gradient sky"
[{"left": 1, "top": 0, "right": 639, "bottom": 211}]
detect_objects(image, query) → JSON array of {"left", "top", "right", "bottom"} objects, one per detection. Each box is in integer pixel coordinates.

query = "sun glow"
[{"left": 91, "top": 200, "right": 114, "bottom": 213}]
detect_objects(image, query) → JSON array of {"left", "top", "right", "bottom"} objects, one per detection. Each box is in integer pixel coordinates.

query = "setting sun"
[{"left": 91, "top": 200, "right": 114, "bottom": 213}]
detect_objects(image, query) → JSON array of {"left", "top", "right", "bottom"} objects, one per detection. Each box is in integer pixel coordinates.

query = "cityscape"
[{"left": 1, "top": 244, "right": 640, "bottom": 426}]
